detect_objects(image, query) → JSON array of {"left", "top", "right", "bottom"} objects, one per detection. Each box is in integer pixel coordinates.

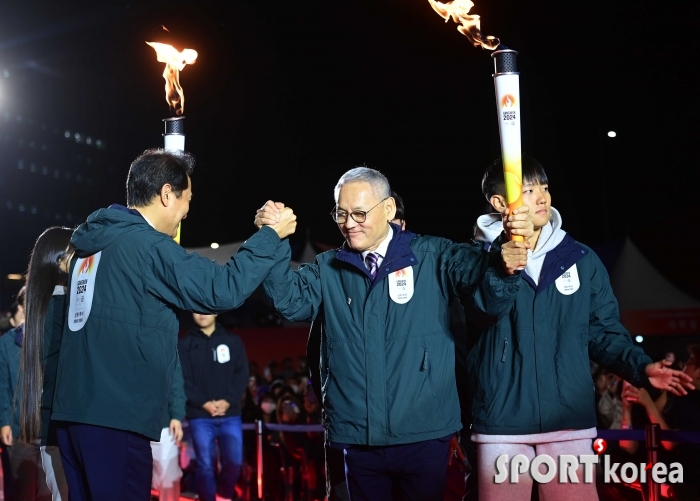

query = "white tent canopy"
[{"left": 610, "top": 238, "right": 700, "bottom": 311}]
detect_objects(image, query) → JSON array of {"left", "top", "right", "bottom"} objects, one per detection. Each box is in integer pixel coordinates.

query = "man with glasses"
[{"left": 255, "top": 167, "right": 532, "bottom": 501}]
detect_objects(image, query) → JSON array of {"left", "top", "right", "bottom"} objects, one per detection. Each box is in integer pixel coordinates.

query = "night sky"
[{"left": 1, "top": 0, "right": 699, "bottom": 307}]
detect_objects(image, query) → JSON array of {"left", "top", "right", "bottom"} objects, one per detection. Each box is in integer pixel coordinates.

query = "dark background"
[{"left": 1, "top": 0, "right": 699, "bottom": 309}]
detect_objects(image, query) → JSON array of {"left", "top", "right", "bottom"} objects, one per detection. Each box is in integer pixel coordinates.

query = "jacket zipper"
[
  {"left": 501, "top": 338, "right": 508, "bottom": 363},
  {"left": 422, "top": 342, "right": 428, "bottom": 371}
]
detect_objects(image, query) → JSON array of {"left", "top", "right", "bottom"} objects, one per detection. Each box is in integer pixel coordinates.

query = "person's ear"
[
  {"left": 489, "top": 195, "right": 507, "bottom": 214},
  {"left": 160, "top": 184, "right": 173, "bottom": 207},
  {"left": 385, "top": 197, "right": 396, "bottom": 222}
]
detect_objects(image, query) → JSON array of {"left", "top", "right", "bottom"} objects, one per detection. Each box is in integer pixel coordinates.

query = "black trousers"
[
  {"left": 340, "top": 436, "right": 452, "bottom": 501},
  {"left": 56, "top": 422, "right": 153, "bottom": 501}
]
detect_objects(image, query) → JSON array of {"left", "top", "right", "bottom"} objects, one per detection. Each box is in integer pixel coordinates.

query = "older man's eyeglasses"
[{"left": 330, "top": 197, "right": 388, "bottom": 224}]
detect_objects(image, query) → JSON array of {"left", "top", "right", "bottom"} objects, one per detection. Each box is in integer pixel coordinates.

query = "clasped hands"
[
  {"left": 202, "top": 399, "right": 231, "bottom": 417},
  {"left": 255, "top": 200, "right": 297, "bottom": 239}
]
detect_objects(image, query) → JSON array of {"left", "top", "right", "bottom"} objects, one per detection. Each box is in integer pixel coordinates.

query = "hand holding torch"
[{"left": 492, "top": 48, "right": 523, "bottom": 242}]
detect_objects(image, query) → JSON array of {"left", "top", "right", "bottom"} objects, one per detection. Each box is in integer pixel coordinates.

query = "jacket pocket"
[
  {"left": 386, "top": 335, "right": 453, "bottom": 437},
  {"left": 422, "top": 342, "right": 448, "bottom": 425}
]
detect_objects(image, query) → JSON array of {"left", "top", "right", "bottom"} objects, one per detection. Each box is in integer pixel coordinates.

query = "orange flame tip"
[
  {"left": 146, "top": 41, "right": 198, "bottom": 115},
  {"left": 428, "top": 0, "right": 500, "bottom": 50}
]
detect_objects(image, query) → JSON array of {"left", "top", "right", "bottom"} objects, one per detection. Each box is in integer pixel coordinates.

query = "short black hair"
[
  {"left": 126, "top": 149, "right": 195, "bottom": 207},
  {"left": 390, "top": 190, "right": 405, "bottom": 221},
  {"left": 482, "top": 155, "right": 549, "bottom": 202}
]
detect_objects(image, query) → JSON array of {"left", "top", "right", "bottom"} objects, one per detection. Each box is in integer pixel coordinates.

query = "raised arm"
[
  {"left": 255, "top": 201, "right": 323, "bottom": 322},
  {"left": 260, "top": 240, "right": 323, "bottom": 322},
  {"left": 146, "top": 205, "right": 296, "bottom": 313}
]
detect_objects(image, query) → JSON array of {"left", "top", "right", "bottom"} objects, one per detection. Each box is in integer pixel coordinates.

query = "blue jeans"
[{"left": 189, "top": 416, "right": 243, "bottom": 501}]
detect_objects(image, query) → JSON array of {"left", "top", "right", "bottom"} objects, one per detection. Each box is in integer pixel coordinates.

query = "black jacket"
[{"left": 178, "top": 325, "right": 249, "bottom": 420}]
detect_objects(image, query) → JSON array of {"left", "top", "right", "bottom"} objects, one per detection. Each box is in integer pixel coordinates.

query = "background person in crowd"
[
  {"left": 150, "top": 363, "right": 186, "bottom": 501},
  {"left": 619, "top": 345, "right": 700, "bottom": 500},
  {"left": 6, "top": 295, "right": 25, "bottom": 331},
  {"left": 0, "top": 292, "right": 24, "bottom": 501},
  {"left": 256, "top": 166, "right": 533, "bottom": 501},
  {"left": 466, "top": 156, "right": 694, "bottom": 501},
  {"left": 5, "top": 227, "right": 74, "bottom": 501},
  {"left": 594, "top": 366, "right": 623, "bottom": 430},
  {"left": 49, "top": 149, "right": 297, "bottom": 501},
  {"left": 178, "top": 312, "right": 249, "bottom": 501}
]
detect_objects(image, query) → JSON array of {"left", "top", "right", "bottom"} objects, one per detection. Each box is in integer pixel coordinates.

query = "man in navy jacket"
[{"left": 178, "top": 313, "right": 249, "bottom": 501}]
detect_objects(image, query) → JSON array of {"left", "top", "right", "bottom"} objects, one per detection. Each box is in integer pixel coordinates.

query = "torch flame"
[
  {"left": 428, "top": 0, "right": 499, "bottom": 50},
  {"left": 146, "top": 41, "right": 198, "bottom": 115}
]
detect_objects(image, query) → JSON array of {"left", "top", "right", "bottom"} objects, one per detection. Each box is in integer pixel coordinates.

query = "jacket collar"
[
  {"left": 522, "top": 234, "right": 589, "bottom": 295},
  {"left": 13, "top": 324, "right": 24, "bottom": 348},
  {"left": 335, "top": 223, "right": 419, "bottom": 290},
  {"left": 108, "top": 204, "right": 145, "bottom": 219}
]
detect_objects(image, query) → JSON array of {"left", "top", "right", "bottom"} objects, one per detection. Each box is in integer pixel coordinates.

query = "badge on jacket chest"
[
  {"left": 68, "top": 252, "right": 102, "bottom": 332},
  {"left": 216, "top": 344, "right": 231, "bottom": 363},
  {"left": 555, "top": 264, "right": 580, "bottom": 295},
  {"left": 389, "top": 267, "right": 414, "bottom": 304}
]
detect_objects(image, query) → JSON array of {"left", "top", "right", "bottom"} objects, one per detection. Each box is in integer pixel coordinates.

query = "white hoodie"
[{"left": 474, "top": 207, "right": 566, "bottom": 286}]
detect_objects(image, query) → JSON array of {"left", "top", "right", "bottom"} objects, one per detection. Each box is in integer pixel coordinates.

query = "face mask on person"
[{"left": 261, "top": 402, "right": 276, "bottom": 414}]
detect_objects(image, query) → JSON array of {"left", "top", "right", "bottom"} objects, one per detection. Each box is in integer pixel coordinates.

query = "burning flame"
[
  {"left": 146, "top": 41, "right": 198, "bottom": 115},
  {"left": 428, "top": 0, "right": 499, "bottom": 50}
]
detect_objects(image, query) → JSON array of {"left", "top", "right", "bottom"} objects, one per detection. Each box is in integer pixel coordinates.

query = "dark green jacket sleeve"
[
  {"left": 445, "top": 235, "right": 520, "bottom": 324},
  {"left": 261, "top": 240, "right": 323, "bottom": 322},
  {"left": 0, "top": 334, "right": 12, "bottom": 429},
  {"left": 168, "top": 356, "right": 186, "bottom": 422},
  {"left": 586, "top": 254, "right": 652, "bottom": 387},
  {"left": 145, "top": 226, "right": 281, "bottom": 313}
]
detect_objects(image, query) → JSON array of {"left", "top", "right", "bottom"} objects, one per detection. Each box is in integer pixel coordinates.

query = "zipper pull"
[{"left": 501, "top": 339, "right": 509, "bottom": 363}]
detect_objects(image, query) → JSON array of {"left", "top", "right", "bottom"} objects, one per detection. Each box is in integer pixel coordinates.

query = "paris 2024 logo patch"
[{"left": 68, "top": 252, "right": 102, "bottom": 332}]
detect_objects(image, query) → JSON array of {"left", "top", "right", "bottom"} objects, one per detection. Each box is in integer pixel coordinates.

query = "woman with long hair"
[{"left": 17, "top": 226, "right": 73, "bottom": 500}]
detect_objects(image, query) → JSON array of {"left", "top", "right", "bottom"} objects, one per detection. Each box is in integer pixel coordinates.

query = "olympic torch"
[
  {"left": 492, "top": 48, "right": 523, "bottom": 242},
  {"left": 146, "top": 35, "right": 198, "bottom": 244},
  {"left": 428, "top": 0, "right": 523, "bottom": 241}
]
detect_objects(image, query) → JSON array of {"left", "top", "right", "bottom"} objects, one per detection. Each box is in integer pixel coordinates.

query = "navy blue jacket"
[
  {"left": 263, "top": 224, "right": 519, "bottom": 445},
  {"left": 464, "top": 234, "right": 652, "bottom": 434}
]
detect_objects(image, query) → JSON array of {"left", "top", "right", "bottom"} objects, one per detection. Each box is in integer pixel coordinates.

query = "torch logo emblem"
[
  {"left": 78, "top": 255, "right": 95, "bottom": 275},
  {"left": 395, "top": 268, "right": 407, "bottom": 278},
  {"left": 501, "top": 94, "right": 516, "bottom": 108}
]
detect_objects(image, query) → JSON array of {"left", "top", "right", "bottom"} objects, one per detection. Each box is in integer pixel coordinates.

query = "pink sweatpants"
[{"left": 477, "top": 439, "right": 599, "bottom": 501}]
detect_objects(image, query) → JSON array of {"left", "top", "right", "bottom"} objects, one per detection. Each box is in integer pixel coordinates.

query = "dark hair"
[
  {"left": 481, "top": 155, "right": 549, "bottom": 202},
  {"left": 126, "top": 148, "right": 195, "bottom": 207},
  {"left": 391, "top": 190, "right": 405, "bottom": 221},
  {"left": 9, "top": 287, "right": 26, "bottom": 319},
  {"left": 19, "top": 227, "right": 73, "bottom": 443}
]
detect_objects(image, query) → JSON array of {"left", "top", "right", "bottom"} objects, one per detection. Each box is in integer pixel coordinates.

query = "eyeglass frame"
[{"left": 330, "top": 197, "right": 389, "bottom": 224}]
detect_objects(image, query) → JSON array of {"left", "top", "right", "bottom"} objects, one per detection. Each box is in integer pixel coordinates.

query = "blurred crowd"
[{"left": 592, "top": 348, "right": 700, "bottom": 501}]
